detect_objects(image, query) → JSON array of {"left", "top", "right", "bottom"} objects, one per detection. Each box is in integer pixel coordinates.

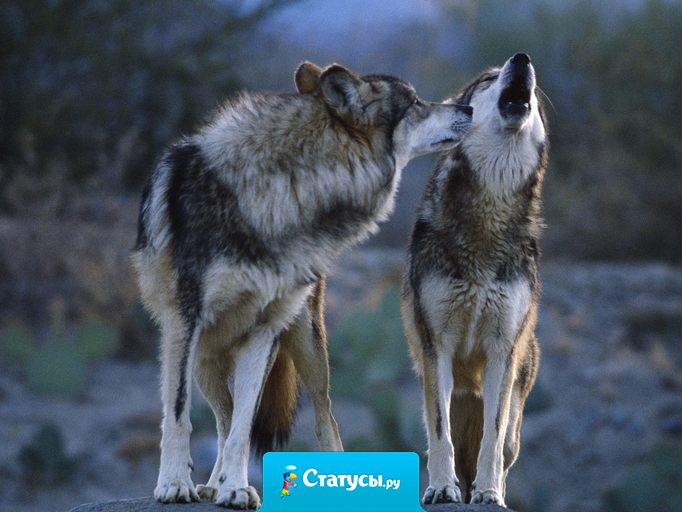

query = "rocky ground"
[
  {"left": 1, "top": 248, "right": 681, "bottom": 512},
  {"left": 69, "top": 497, "right": 512, "bottom": 511}
]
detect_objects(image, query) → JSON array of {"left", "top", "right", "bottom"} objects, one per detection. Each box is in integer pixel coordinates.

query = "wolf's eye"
[{"left": 479, "top": 75, "right": 498, "bottom": 88}]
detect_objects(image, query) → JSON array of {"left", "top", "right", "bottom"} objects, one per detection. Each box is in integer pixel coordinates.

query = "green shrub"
[
  {"left": 330, "top": 288, "right": 410, "bottom": 399},
  {"left": 600, "top": 442, "right": 682, "bottom": 512},
  {"left": 190, "top": 400, "right": 216, "bottom": 433},
  {"left": 368, "top": 391, "right": 422, "bottom": 452},
  {"left": 329, "top": 288, "right": 418, "bottom": 450},
  {"left": 132, "top": 299, "right": 157, "bottom": 334},
  {"left": 18, "top": 423, "right": 78, "bottom": 485},
  {"left": 288, "top": 439, "right": 312, "bottom": 452},
  {"left": 74, "top": 319, "right": 117, "bottom": 361},
  {"left": 26, "top": 343, "right": 86, "bottom": 398},
  {"left": 116, "top": 300, "right": 158, "bottom": 361},
  {"left": 0, "top": 324, "right": 36, "bottom": 363},
  {"left": 345, "top": 435, "right": 377, "bottom": 452}
]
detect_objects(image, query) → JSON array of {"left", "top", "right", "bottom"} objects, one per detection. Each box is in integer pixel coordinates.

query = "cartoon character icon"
[{"left": 280, "top": 465, "right": 298, "bottom": 498}]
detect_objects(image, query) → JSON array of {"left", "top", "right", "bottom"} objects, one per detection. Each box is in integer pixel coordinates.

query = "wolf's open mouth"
[{"left": 499, "top": 82, "right": 531, "bottom": 118}]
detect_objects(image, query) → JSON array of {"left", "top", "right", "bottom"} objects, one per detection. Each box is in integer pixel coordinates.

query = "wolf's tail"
[
  {"left": 451, "top": 393, "right": 483, "bottom": 502},
  {"left": 251, "top": 344, "right": 299, "bottom": 456}
]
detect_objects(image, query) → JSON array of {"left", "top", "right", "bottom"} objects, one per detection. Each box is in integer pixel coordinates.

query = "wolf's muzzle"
[
  {"left": 446, "top": 103, "right": 473, "bottom": 142},
  {"left": 498, "top": 53, "right": 534, "bottom": 120}
]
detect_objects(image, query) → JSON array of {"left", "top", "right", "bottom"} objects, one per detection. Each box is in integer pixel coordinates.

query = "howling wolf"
[
  {"left": 402, "top": 52, "right": 548, "bottom": 506},
  {"left": 133, "top": 61, "right": 472, "bottom": 508}
]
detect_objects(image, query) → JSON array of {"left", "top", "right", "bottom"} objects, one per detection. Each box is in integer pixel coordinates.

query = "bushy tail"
[
  {"left": 451, "top": 393, "right": 483, "bottom": 502},
  {"left": 251, "top": 347, "right": 299, "bottom": 456}
]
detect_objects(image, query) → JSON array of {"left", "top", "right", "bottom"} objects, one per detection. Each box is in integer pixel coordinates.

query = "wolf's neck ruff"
[
  {"left": 193, "top": 94, "right": 398, "bottom": 247},
  {"left": 462, "top": 78, "right": 545, "bottom": 196},
  {"left": 461, "top": 124, "right": 544, "bottom": 196}
]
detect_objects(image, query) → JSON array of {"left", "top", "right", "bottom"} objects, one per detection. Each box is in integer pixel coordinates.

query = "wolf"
[
  {"left": 401, "top": 52, "right": 548, "bottom": 506},
  {"left": 132, "top": 60, "right": 473, "bottom": 508}
]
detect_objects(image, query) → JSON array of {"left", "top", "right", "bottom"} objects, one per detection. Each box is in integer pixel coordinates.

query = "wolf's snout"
[
  {"left": 448, "top": 103, "right": 473, "bottom": 128},
  {"left": 499, "top": 53, "right": 535, "bottom": 123},
  {"left": 428, "top": 103, "right": 472, "bottom": 148},
  {"left": 511, "top": 52, "right": 530, "bottom": 66},
  {"left": 451, "top": 103, "right": 473, "bottom": 132}
]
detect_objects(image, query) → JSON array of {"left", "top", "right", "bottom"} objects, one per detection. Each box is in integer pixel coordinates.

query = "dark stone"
[
  {"left": 426, "top": 504, "right": 514, "bottom": 512},
  {"left": 69, "top": 497, "right": 226, "bottom": 511}
]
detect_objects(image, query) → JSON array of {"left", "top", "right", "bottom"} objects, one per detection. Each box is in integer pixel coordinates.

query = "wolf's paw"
[
  {"left": 197, "top": 484, "right": 217, "bottom": 502},
  {"left": 154, "top": 476, "right": 199, "bottom": 503},
  {"left": 422, "top": 484, "right": 462, "bottom": 504},
  {"left": 471, "top": 488, "right": 504, "bottom": 505},
  {"left": 215, "top": 485, "right": 261, "bottom": 509}
]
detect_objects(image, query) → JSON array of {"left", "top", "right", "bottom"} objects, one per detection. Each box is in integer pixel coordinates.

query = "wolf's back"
[{"left": 134, "top": 142, "right": 204, "bottom": 258}]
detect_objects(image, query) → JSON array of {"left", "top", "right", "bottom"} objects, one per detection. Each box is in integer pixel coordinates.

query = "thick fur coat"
[
  {"left": 133, "top": 61, "right": 472, "bottom": 508},
  {"left": 402, "top": 53, "right": 548, "bottom": 506}
]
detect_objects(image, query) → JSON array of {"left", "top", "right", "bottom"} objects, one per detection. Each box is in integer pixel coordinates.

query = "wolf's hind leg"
[
  {"left": 498, "top": 386, "right": 523, "bottom": 500},
  {"left": 471, "top": 351, "right": 515, "bottom": 506},
  {"left": 501, "top": 338, "right": 539, "bottom": 498},
  {"left": 503, "top": 387, "right": 523, "bottom": 471},
  {"left": 194, "top": 341, "right": 233, "bottom": 502},
  {"left": 215, "top": 329, "right": 281, "bottom": 509},
  {"left": 284, "top": 285, "right": 343, "bottom": 451},
  {"left": 155, "top": 316, "right": 201, "bottom": 503}
]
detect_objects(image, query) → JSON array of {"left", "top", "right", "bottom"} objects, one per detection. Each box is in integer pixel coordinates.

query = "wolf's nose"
[{"left": 511, "top": 52, "right": 530, "bottom": 65}]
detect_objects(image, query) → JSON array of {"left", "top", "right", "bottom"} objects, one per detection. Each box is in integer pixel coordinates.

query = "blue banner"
[{"left": 260, "top": 452, "right": 424, "bottom": 512}]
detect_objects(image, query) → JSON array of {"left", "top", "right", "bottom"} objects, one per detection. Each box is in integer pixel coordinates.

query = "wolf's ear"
[
  {"left": 294, "top": 61, "right": 322, "bottom": 94},
  {"left": 319, "top": 64, "right": 365, "bottom": 122}
]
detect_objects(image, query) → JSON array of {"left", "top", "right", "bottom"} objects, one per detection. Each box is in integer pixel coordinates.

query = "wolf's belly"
[{"left": 420, "top": 274, "right": 530, "bottom": 357}]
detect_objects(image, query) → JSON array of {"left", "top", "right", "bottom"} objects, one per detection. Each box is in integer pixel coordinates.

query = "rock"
[
  {"left": 425, "top": 504, "right": 514, "bottom": 512},
  {"left": 69, "top": 498, "right": 225, "bottom": 511},
  {"left": 69, "top": 497, "right": 514, "bottom": 511}
]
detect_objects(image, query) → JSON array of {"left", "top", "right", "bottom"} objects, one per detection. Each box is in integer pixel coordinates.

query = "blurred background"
[{"left": 1, "top": 1, "right": 681, "bottom": 511}]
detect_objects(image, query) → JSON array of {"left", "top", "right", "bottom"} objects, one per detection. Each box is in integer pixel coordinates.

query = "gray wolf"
[
  {"left": 132, "top": 61, "right": 473, "bottom": 508},
  {"left": 401, "top": 52, "right": 548, "bottom": 506}
]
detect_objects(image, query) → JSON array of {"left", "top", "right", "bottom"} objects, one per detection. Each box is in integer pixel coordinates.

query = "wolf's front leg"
[
  {"left": 471, "top": 351, "right": 515, "bottom": 506},
  {"left": 422, "top": 349, "right": 462, "bottom": 505},
  {"left": 215, "top": 330, "right": 281, "bottom": 509},
  {"left": 155, "top": 320, "right": 200, "bottom": 503}
]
